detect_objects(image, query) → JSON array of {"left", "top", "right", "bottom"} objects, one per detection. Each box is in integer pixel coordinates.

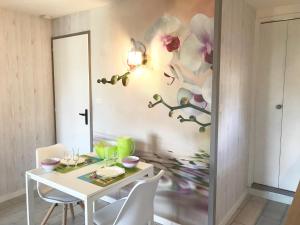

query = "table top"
[
  {"left": 284, "top": 182, "right": 300, "bottom": 225},
  {"left": 26, "top": 154, "right": 153, "bottom": 200}
]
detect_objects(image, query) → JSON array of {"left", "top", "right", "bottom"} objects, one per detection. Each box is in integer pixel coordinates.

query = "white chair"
[
  {"left": 93, "top": 170, "right": 164, "bottom": 225},
  {"left": 36, "top": 144, "right": 84, "bottom": 225}
]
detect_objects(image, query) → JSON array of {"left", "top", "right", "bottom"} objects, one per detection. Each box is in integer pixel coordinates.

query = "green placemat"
[
  {"left": 55, "top": 155, "right": 102, "bottom": 174},
  {"left": 78, "top": 164, "right": 141, "bottom": 187}
]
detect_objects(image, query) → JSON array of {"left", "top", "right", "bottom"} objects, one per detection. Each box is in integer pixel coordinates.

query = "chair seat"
[
  {"left": 94, "top": 198, "right": 126, "bottom": 225},
  {"left": 41, "top": 188, "right": 81, "bottom": 204}
]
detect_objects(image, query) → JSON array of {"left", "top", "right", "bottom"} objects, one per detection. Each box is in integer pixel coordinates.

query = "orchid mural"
[
  {"left": 140, "top": 13, "right": 214, "bottom": 220},
  {"left": 147, "top": 13, "right": 214, "bottom": 132},
  {"left": 180, "top": 13, "right": 214, "bottom": 73},
  {"left": 92, "top": 5, "right": 213, "bottom": 223},
  {"left": 137, "top": 149, "right": 209, "bottom": 190}
]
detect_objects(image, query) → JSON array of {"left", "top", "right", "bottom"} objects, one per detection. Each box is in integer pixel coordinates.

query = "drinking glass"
[
  {"left": 73, "top": 148, "right": 80, "bottom": 167},
  {"left": 64, "top": 151, "right": 72, "bottom": 167},
  {"left": 112, "top": 150, "right": 119, "bottom": 165},
  {"left": 104, "top": 147, "right": 110, "bottom": 167}
]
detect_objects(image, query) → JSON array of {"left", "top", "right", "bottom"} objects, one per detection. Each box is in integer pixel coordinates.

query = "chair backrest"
[
  {"left": 113, "top": 170, "right": 165, "bottom": 225},
  {"left": 36, "top": 143, "right": 68, "bottom": 168},
  {"left": 36, "top": 144, "right": 69, "bottom": 197}
]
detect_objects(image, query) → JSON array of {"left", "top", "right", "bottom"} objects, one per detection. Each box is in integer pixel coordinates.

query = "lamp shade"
[{"left": 127, "top": 50, "right": 143, "bottom": 67}]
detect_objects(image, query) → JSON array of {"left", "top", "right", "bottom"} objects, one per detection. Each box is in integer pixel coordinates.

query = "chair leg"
[
  {"left": 78, "top": 201, "right": 85, "bottom": 210},
  {"left": 62, "top": 204, "right": 68, "bottom": 225},
  {"left": 69, "top": 203, "right": 75, "bottom": 218},
  {"left": 40, "top": 203, "right": 57, "bottom": 225},
  {"left": 148, "top": 216, "right": 154, "bottom": 225}
]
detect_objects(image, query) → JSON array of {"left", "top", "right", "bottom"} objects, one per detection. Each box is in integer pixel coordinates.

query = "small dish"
[
  {"left": 41, "top": 158, "right": 60, "bottom": 172},
  {"left": 122, "top": 156, "right": 140, "bottom": 168},
  {"left": 96, "top": 166, "right": 125, "bottom": 178},
  {"left": 60, "top": 157, "right": 86, "bottom": 166}
]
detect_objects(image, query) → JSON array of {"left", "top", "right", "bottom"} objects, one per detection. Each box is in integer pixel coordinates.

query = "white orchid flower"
[
  {"left": 145, "top": 15, "right": 188, "bottom": 72},
  {"left": 179, "top": 13, "right": 214, "bottom": 73}
]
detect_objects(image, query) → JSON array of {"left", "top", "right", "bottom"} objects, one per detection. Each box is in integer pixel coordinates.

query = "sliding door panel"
[
  {"left": 253, "top": 22, "right": 287, "bottom": 188},
  {"left": 280, "top": 20, "right": 300, "bottom": 191}
]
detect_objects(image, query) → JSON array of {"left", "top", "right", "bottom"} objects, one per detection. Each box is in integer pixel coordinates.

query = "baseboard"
[
  {"left": 0, "top": 189, "right": 25, "bottom": 204},
  {"left": 217, "top": 191, "right": 248, "bottom": 225},
  {"left": 154, "top": 215, "right": 181, "bottom": 225},
  {"left": 251, "top": 183, "right": 294, "bottom": 197},
  {"left": 249, "top": 187, "right": 293, "bottom": 205}
]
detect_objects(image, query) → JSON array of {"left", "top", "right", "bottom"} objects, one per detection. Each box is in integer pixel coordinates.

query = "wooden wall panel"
[
  {"left": 52, "top": 11, "right": 90, "bottom": 37},
  {"left": 216, "top": 0, "right": 256, "bottom": 224},
  {"left": 0, "top": 8, "right": 55, "bottom": 199}
]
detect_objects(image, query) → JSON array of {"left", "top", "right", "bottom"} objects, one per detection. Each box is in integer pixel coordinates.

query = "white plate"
[
  {"left": 60, "top": 157, "right": 86, "bottom": 166},
  {"left": 96, "top": 166, "right": 125, "bottom": 178}
]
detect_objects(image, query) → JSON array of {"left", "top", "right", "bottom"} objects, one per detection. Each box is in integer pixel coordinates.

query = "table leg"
[
  {"left": 26, "top": 173, "right": 35, "bottom": 225},
  {"left": 93, "top": 201, "right": 96, "bottom": 213},
  {"left": 84, "top": 198, "right": 93, "bottom": 225},
  {"left": 147, "top": 166, "right": 154, "bottom": 178},
  {"left": 148, "top": 167, "right": 155, "bottom": 224}
]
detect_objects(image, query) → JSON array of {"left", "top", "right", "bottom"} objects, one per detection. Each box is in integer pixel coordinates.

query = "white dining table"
[{"left": 25, "top": 155, "right": 154, "bottom": 225}]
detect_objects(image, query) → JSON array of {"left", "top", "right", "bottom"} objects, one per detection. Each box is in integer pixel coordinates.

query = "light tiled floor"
[
  {"left": 230, "top": 195, "right": 289, "bottom": 225},
  {"left": 256, "top": 201, "right": 288, "bottom": 225},
  {"left": 1, "top": 193, "right": 287, "bottom": 225},
  {"left": 0, "top": 194, "right": 86, "bottom": 225},
  {"left": 0, "top": 194, "right": 161, "bottom": 225}
]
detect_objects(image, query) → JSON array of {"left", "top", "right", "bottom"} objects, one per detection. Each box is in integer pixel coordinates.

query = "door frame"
[
  {"left": 209, "top": 0, "right": 222, "bottom": 224},
  {"left": 51, "top": 31, "right": 93, "bottom": 152}
]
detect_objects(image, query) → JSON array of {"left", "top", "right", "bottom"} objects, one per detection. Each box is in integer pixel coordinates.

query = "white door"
[
  {"left": 253, "top": 21, "right": 288, "bottom": 187},
  {"left": 279, "top": 20, "right": 300, "bottom": 191},
  {"left": 52, "top": 33, "right": 92, "bottom": 154}
]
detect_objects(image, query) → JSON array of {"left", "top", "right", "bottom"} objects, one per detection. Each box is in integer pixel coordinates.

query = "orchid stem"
[{"left": 148, "top": 94, "right": 211, "bottom": 132}]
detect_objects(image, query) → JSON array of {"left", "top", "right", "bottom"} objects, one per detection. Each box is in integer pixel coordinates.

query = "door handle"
[
  {"left": 79, "top": 109, "right": 88, "bottom": 125},
  {"left": 276, "top": 104, "right": 283, "bottom": 110}
]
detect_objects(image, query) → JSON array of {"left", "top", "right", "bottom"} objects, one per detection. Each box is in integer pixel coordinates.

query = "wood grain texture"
[
  {"left": 52, "top": 11, "right": 90, "bottom": 37},
  {"left": 233, "top": 196, "right": 267, "bottom": 225},
  {"left": 216, "top": 0, "right": 256, "bottom": 224},
  {"left": 285, "top": 182, "right": 300, "bottom": 225},
  {"left": 0, "top": 8, "right": 55, "bottom": 198}
]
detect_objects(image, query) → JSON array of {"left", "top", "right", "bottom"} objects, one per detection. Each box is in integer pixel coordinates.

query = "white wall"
[
  {"left": 216, "top": 0, "right": 256, "bottom": 224},
  {"left": 52, "top": 0, "right": 214, "bottom": 158}
]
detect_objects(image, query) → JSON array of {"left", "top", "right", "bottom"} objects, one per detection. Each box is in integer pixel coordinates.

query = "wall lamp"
[{"left": 97, "top": 38, "right": 147, "bottom": 87}]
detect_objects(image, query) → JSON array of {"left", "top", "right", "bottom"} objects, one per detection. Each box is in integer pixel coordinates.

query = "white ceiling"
[
  {"left": 0, "top": 0, "right": 112, "bottom": 18},
  {"left": 1, "top": 0, "right": 299, "bottom": 18},
  {"left": 246, "top": 0, "right": 300, "bottom": 8}
]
